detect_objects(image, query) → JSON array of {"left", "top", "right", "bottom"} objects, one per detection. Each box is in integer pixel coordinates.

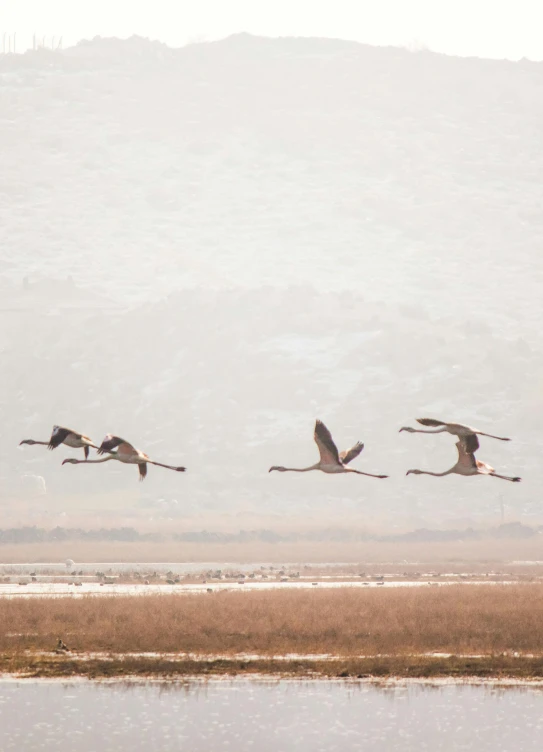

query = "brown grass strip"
[{"left": 2, "top": 585, "right": 543, "bottom": 657}]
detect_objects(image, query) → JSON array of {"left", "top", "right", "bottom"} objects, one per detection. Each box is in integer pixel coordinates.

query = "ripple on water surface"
[{"left": 0, "top": 679, "right": 542, "bottom": 751}]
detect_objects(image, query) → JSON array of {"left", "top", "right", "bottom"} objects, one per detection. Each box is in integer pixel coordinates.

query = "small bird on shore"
[
  {"left": 399, "top": 418, "right": 511, "bottom": 442},
  {"left": 56, "top": 638, "right": 70, "bottom": 652},
  {"left": 269, "top": 419, "right": 388, "bottom": 478},
  {"left": 62, "top": 434, "right": 186, "bottom": 481},
  {"left": 19, "top": 425, "right": 98, "bottom": 459},
  {"left": 406, "top": 434, "right": 521, "bottom": 482}
]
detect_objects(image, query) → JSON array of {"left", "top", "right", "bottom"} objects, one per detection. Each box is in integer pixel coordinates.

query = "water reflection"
[{"left": 0, "top": 678, "right": 541, "bottom": 751}]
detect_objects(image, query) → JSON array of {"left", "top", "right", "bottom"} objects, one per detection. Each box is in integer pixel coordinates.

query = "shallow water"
[
  {"left": 0, "top": 579, "right": 510, "bottom": 598},
  {"left": 0, "top": 560, "right": 527, "bottom": 598},
  {"left": 0, "top": 678, "right": 541, "bottom": 751}
]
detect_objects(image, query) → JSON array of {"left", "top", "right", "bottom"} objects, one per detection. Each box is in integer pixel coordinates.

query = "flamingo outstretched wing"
[
  {"left": 48, "top": 426, "right": 72, "bottom": 450},
  {"left": 339, "top": 441, "right": 364, "bottom": 465},
  {"left": 314, "top": 420, "right": 341, "bottom": 466},
  {"left": 98, "top": 434, "right": 136, "bottom": 456},
  {"left": 455, "top": 435, "right": 479, "bottom": 470},
  {"left": 416, "top": 418, "right": 447, "bottom": 428}
]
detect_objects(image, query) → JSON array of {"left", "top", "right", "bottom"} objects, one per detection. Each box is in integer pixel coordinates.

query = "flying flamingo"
[
  {"left": 19, "top": 425, "right": 98, "bottom": 459},
  {"left": 269, "top": 419, "right": 388, "bottom": 478},
  {"left": 406, "top": 434, "right": 521, "bottom": 482},
  {"left": 399, "top": 418, "right": 511, "bottom": 441},
  {"left": 62, "top": 434, "right": 186, "bottom": 481}
]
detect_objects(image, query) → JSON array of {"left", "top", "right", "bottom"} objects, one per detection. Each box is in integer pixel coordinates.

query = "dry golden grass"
[
  {"left": 2, "top": 585, "right": 543, "bottom": 657},
  {"left": 1, "top": 537, "right": 542, "bottom": 564}
]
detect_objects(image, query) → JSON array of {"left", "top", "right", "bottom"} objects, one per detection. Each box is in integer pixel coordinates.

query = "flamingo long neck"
[
  {"left": 22, "top": 439, "right": 48, "bottom": 446},
  {"left": 74, "top": 456, "right": 117, "bottom": 465},
  {"left": 415, "top": 468, "right": 454, "bottom": 477},
  {"left": 281, "top": 464, "right": 320, "bottom": 473},
  {"left": 414, "top": 428, "right": 447, "bottom": 434}
]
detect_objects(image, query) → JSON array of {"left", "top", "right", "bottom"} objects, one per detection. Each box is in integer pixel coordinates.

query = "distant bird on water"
[
  {"left": 406, "top": 434, "right": 521, "bottom": 482},
  {"left": 269, "top": 419, "right": 388, "bottom": 478},
  {"left": 399, "top": 418, "right": 511, "bottom": 442},
  {"left": 19, "top": 425, "right": 98, "bottom": 459},
  {"left": 62, "top": 434, "right": 186, "bottom": 481}
]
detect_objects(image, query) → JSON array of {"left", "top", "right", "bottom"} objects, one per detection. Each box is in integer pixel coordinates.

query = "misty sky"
[
  {"left": 1, "top": 1, "right": 541, "bottom": 528},
  {"left": 3, "top": 0, "right": 543, "bottom": 60}
]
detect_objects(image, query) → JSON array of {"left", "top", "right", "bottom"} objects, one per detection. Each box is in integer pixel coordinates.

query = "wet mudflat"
[
  {"left": 0, "top": 678, "right": 541, "bottom": 751},
  {"left": 0, "top": 579, "right": 509, "bottom": 598}
]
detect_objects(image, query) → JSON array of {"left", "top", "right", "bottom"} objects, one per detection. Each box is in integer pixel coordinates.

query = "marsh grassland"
[{"left": 3, "top": 585, "right": 543, "bottom": 679}]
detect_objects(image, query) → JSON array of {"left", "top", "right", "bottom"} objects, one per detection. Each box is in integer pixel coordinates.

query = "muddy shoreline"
[{"left": 3, "top": 652, "right": 543, "bottom": 681}]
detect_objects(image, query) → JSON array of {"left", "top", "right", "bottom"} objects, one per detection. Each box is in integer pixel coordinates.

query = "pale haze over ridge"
[
  {"left": 4, "top": 0, "right": 543, "bottom": 60},
  {"left": 0, "top": 5, "right": 541, "bottom": 536}
]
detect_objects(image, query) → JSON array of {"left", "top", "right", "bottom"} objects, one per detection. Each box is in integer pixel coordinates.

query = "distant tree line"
[
  {"left": 0, "top": 526, "right": 162, "bottom": 544},
  {"left": 0, "top": 523, "right": 538, "bottom": 545}
]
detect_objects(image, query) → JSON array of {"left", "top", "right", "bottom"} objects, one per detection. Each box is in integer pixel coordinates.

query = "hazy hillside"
[{"left": 0, "top": 35, "right": 541, "bottom": 531}]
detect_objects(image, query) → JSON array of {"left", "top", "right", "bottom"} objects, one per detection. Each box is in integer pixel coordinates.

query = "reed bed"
[{"left": 2, "top": 585, "right": 543, "bottom": 657}]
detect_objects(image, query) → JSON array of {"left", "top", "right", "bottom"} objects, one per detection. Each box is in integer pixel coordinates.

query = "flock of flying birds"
[
  {"left": 20, "top": 429, "right": 186, "bottom": 481},
  {"left": 19, "top": 417, "right": 521, "bottom": 483}
]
